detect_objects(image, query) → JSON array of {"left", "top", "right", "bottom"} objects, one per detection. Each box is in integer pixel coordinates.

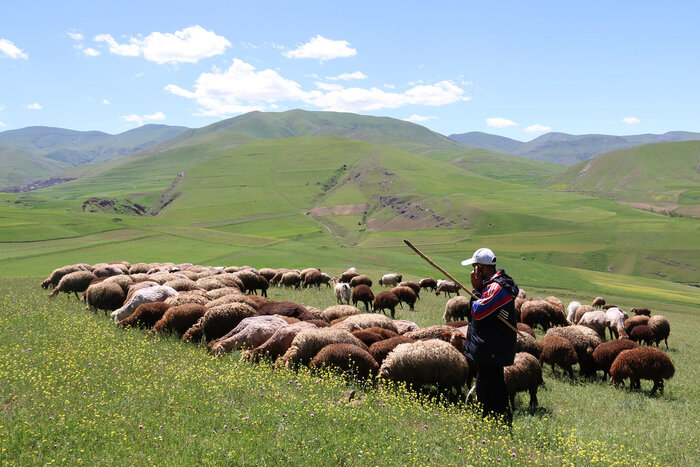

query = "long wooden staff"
[{"left": 403, "top": 239, "right": 523, "bottom": 336}]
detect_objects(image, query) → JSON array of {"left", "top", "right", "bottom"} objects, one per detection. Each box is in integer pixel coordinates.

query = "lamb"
[
  {"left": 372, "top": 291, "right": 400, "bottom": 318},
  {"left": 419, "top": 278, "right": 437, "bottom": 292},
  {"left": 241, "top": 321, "right": 317, "bottom": 362},
  {"left": 504, "top": 352, "right": 543, "bottom": 410},
  {"left": 609, "top": 347, "right": 675, "bottom": 395},
  {"left": 377, "top": 338, "right": 471, "bottom": 402},
  {"left": 630, "top": 307, "right": 652, "bottom": 316},
  {"left": 435, "top": 281, "right": 460, "bottom": 297},
  {"left": 83, "top": 279, "right": 126, "bottom": 311},
  {"left": 278, "top": 328, "right": 366, "bottom": 367},
  {"left": 592, "top": 297, "right": 606, "bottom": 308},
  {"left": 48, "top": 270, "right": 98, "bottom": 299},
  {"left": 520, "top": 300, "right": 553, "bottom": 331},
  {"left": 648, "top": 315, "right": 670, "bottom": 349},
  {"left": 117, "top": 302, "right": 170, "bottom": 329},
  {"left": 309, "top": 343, "right": 379, "bottom": 380},
  {"left": 392, "top": 320, "right": 420, "bottom": 335},
  {"left": 111, "top": 285, "right": 178, "bottom": 323},
  {"left": 539, "top": 335, "right": 578, "bottom": 378},
  {"left": 624, "top": 315, "right": 650, "bottom": 335},
  {"left": 349, "top": 275, "right": 373, "bottom": 288},
  {"left": 332, "top": 313, "right": 399, "bottom": 334},
  {"left": 333, "top": 280, "right": 352, "bottom": 305},
  {"left": 390, "top": 286, "right": 417, "bottom": 311},
  {"left": 516, "top": 332, "right": 542, "bottom": 359},
  {"left": 41, "top": 264, "right": 90, "bottom": 289},
  {"left": 321, "top": 304, "right": 362, "bottom": 322},
  {"left": 209, "top": 316, "right": 290, "bottom": 356},
  {"left": 368, "top": 335, "right": 416, "bottom": 366},
  {"left": 280, "top": 271, "right": 302, "bottom": 289},
  {"left": 397, "top": 281, "right": 421, "bottom": 298},
  {"left": 339, "top": 268, "right": 359, "bottom": 283},
  {"left": 379, "top": 273, "right": 402, "bottom": 287},
  {"left": 151, "top": 304, "right": 207, "bottom": 336},
  {"left": 404, "top": 325, "right": 456, "bottom": 341},
  {"left": 592, "top": 339, "right": 639, "bottom": 380},
  {"left": 182, "top": 302, "right": 256, "bottom": 343},
  {"left": 629, "top": 324, "right": 655, "bottom": 346},
  {"left": 351, "top": 284, "right": 374, "bottom": 312},
  {"left": 257, "top": 301, "right": 316, "bottom": 321},
  {"left": 545, "top": 325, "right": 602, "bottom": 376},
  {"left": 443, "top": 296, "right": 471, "bottom": 323},
  {"left": 573, "top": 304, "right": 595, "bottom": 324}
]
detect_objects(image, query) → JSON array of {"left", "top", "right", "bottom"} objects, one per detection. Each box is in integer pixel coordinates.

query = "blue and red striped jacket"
[{"left": 471, "top": 271, "right": 514, "bottom": 321}]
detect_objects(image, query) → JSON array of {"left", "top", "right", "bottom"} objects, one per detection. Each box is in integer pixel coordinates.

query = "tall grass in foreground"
[{"left": 1, "top": 278, "right": 697, "bottom": 464}]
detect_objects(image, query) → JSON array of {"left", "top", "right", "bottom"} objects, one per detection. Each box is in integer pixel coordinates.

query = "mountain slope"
[
  {"left": 448, "top": 131, "right": 524, "bottom": 154},
  {"left": 0, "top": 143, "right": 70, "bottom": 188},
  {"left": 547, "top": 140, "right": 700, "bottom": 217}
]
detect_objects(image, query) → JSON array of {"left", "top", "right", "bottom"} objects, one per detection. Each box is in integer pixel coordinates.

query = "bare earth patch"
[
  {"left": 617, "top": 201, "right": 678, "bottom": 214},
  {"left": 310, "top": 204, "right": 370, "bottom": 216}
]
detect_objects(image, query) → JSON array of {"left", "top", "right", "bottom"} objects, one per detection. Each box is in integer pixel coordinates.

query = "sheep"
[
  {"left": 205, "top": 287, "right": 243, "bottom": 301},
  {"left": 304, "top": 306, "right": 324, "bottom": 321},
  {"left": 379, "top": 273, "right": 402, "bottom": 287},
  {"left": 83, "top": 279, "right": 126, "bottom": 311},
  {"left": 269, "top": 269, "right": 289, "bottom": 286},
  {"left": 183, "top": 302, "right": 256, "bottom": 343},
  {"left": 630, "top": 307, "right": 652, "bottom": 316},
  {"left": 516, "top": 332, "right": 542, "bottom": 359},
  {"left": 578, "top": 310, "right": 613, "bottom": 340},
  {"left": 349, "top": 275, "right": 373, "bottom": 288},
  {"left": 368, "top": 335, "right": 416, "bottom": 366},
  {"left": 117, "top": 302, "right": 170, "bottom": 329},
  {"left": 256, "top": 301, "right": 316, "bottom": 321},
  {"left": 151, "top": 304, "right": 207, "bottom": 336},
  {"left": 332, "top": 313, "right": 399, "bottom": 334},
  {"left": 319, "top": 272, "right": 332, "bottom": 289},
  {"left": 377, "top": 338, "right": 471, "bottom": 402},
  {"left": 504, "top": 352, "right": 543, "bottom": 410},
  {"left": 544, "top": 296, "right": 569, "bottom": 326},
  {"left": 609, "top": 347, "right": 675, "bottom": 395},
  {"left": 392, "top": 320, "right": 420, "bottom": 335},
  {"left": 404, "top": 325, "right": 456, "bottom": 341},
  {"left": 308, "top": 319, "right": 330, "bottom": 328},
  {"left": 573, "top": 304, "right": 595, "bottom": 324},
  {"left": 49, "top": 270, "right": 98, "bottom": 299},
  {"left": 351, "top": 330, "right": 385, "bottom": 347},
  {"left": 419, "top": 278, "right": 437, "bottom": 292},
  {"left": 351, "top": 284, "right": 374, "bottom": 312},
  {"left": 520, "top": 300, "right": 553, "bottom": 332},
  {"left": 443, "top": 296, "right": 471, "bottom": 323},
  {"left": 539, "top": 336, "right": 578, "bottom": 378},
  {"left": 629, "top": 324, "right": 655, "bottom": 346},
  {"left": 339, "top": 268, "right": 359, "bottom": 283},
  {"left": 41, "top": 264, "right": 90, "bottom": 289},
  {"left": 300, "top": 267, "right": 321, "bottom": 282},
  {"left": 390, "top": 286, "right": 417, "bottom": 311},
  {"left": 435, "top": 281, "right": 460, "bottom": 298},
  {"left": 92, "top": 264, "right": 125, "bottom": 278},
  {"left": 309, "top": 343, "right": 380, "bottom": 380},
  {"left": 164, "top": 291, "right": 209, "bottom": 307},
  {"left": 516, "top": 323, "right": 535, "bottom": 339},
  {"left": 592, "top": 296, "right": 606, "bottom": 308},
  {"left": 648, "top": 315, "right": 670, "bottom": 349},
  {"left": 545, "top": 325, "right": 602, "bottom": 377},
  {"left": 111, "top": 285, "right": 178, "bottom": 323},
  {"left": 209, "top": 316, "right": 290, "bottom": 356},
  {"left": 128, "top": 263, "right": 151, "bottom": 274},
  {"left": 398, "top": 281, "right": 421, "bottom": 298},
  {"left": 278, "top": 328, "right": 366, "bottom": 367},
  {"left": 592, "top": 339, "right": 639, "bottom": 380},
  {"left": 446, "top": 320, "right": 470, "bottom": 329},
  {"left": 322, "top": 304, "right": 362, "bottom": 322},
  {"left": 333, "top": 280, "right": 352, "bottom": 305},
  {"left": 625, "top": 315, "right": 650, "bottom": 335},
  {"left": 517, "top": 289, "right": 526, "bottom": 299},
  {"left": 372, "top": 291, "right": 400, "bottom": 318},
  {"left": 281, "top": 271, "right": 302, "bottom": 289},
  {"left": 257, "top": 268, "right": 278, "bottom": 282},
  {"left": 605, "top": 307, "right": 628, "bottom": 339},
  {"left": 302, "top": 269, "right": 323, "bottom": 289},
  {"left": 205, "top": 293, "right": 257, "bottom": 310},
  {"left": 242, "top": 321, "right": 318, "bottom": 362}
]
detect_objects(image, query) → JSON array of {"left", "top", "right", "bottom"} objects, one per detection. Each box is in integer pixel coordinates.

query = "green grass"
[{"left": 1, "top": 277, "right": 697, "bottom": 465}]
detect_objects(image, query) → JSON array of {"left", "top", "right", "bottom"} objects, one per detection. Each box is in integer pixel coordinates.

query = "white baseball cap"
[{"left": 461, "top": 247, "right": 497, "bottom": 266}]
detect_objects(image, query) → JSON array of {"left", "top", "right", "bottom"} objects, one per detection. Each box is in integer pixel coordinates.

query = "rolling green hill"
[
  {"left": 0, "top": 143, "right": 69, "bottom": 188},
  {"left": 547, "top": 140, "right": 700, "bottom": 218}
]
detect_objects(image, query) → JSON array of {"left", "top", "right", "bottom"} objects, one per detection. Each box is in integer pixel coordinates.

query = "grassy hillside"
[
  {"left": 0, "top": 143, "right": 69, "bottom": 188},
  {"left": 547, "top": 140, "right": 700, "bottom": 218}
]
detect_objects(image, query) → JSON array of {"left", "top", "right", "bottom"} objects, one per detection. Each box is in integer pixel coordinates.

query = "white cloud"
[
  {"left": 405, "top": 115, "right": 437, "bottom": 122},
  {"left": 83, "top": 47, "right": 100, "bottom": 57},
  {"left": 0, "top": 121, "right": 6, "bottom": 127},
  {"left": 120, "top": 111, "right": 166, "bottom": 126},
  {"left": 315, "top": 82, "right": 344, "bottom": 92},
  {"left": 283, "top": 35, "right": 356, "bottom": 61},
  {"left": 326, "top": 71, "right": 367, "bottom": 81},
  {"left": 524, "top": 123, "right": 551, "bottom": 133},
  {"left": 26, "top": 103, "right": 42, "bottom": 110},
  {"left": 384, "top": 84, "right": 395, "bottom": 89},
  {"left": 94, "top": 25, "right": 230, "bottom": 64},
  {"left": 486, "top": 117, "right": 517, "bottom": 128},
  {"left": 622, "top": 117, "right": 640, "bottom": 124},
  {"left": 67, "top": 30, "right": 84, "bottom": 41},
  {"left": 0, "top": 38, "right": 28, "bottom": 59},
  {"left": 103, "top": 99, "right": 110, "bottom": 105}
]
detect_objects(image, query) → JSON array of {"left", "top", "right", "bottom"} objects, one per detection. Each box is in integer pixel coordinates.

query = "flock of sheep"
[{"left": 41, "top": 261, "right": 676, "bottom": 410}]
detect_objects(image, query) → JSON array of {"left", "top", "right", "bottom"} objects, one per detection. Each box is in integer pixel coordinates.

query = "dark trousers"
[{"left": 475, "top": 364, "right": 511, "bottom": 424}]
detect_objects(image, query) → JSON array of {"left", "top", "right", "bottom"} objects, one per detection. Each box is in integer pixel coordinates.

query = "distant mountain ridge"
[{"left": 449, "top": 130, "right": 700, "bottom": 165}]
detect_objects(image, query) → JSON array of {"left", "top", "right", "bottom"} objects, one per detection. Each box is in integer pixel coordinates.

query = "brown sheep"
[
  {"left": 545, "top": 325, "right": 602, "bottom": 377},
  {"left": 205, "top": 287, "right": 244, "bottom": 301},
  {"left": 49, "top": 270, "right": 98, "bottom": 299},
  {"left": 41, "top": 264, "right": 90, "bottom": 289},
  {"left": 257, "top": 268, "right": 279, "bottom": 282},
  {"left": 321, "top": 304, "right": 362, "bottom": 322},
  {"left": 390, "top": 286, "right": 417, "bottom": 311},
  {"left": 368, "top": 335, "right": 416, "bottom": 366},
  {"left": 520, "top": 300, "right": 553, "bottom": 332},
  {"left": 183, "top": 302, "right": 256, "bottom": 343},
  {"left": 83, "top": 279, "right": 126, "bottom": 311},
  {"left": 309, "top": 343, "right": 379, "bottom": 380},
  {"left": 504, "top": 352, "right": 543, "bottom": 410},
  {"left": 624, "top": 315, "right": 650, "bottom": 335},
  {"left": 435, "top": 281, "right": 460, "bottom": 297},
  {"left": 404, "top": 325, "right": 456, "bottom": 341},
  {"left": 372, "top": 291, "right": 400, "bottom": 318},
  {"left": 630, "top": 307, "right": 652, "bottom": 316},
  {"left": 443, "top": 296, "right": 471, "bottom": 323},
  {"left": 573, "top": 304, "right": 595, "bottom": 324},
  {"left": 257, "top": 301, "right": 316, "bottom": 321},
  {"left": 351, "top": 284, "right": 374, "bottom": 312},
  {"left": 609, "top": 347, "right": 675, "bottom": 395},
  {"left": 302, "top": 269, "right": 323, "bottom": 289},
  {"left": 648, "top": 315, "right": 670, "bottom": 349},
  {"left": 544, "top": 296, "right": 569, "bottom": 326},
  {"left": 539, "top": 335, "right": 578, "bottom": 378},
  {"left": 152, "top": 304, "right": 207, "bottom": 336},
  {"left": 592, "top": 296, "right": 606, "bottom": 308},
  {"left": 278, "top": 328, "right": 366, "bottom": 367},
  {"left": 516, "top": 323, "right": 535, "bottom": 338},
  {"left": 446, "top": 320, "right": 470, "bottom": 329},
  {"left": 349, "top": 275, "right": 373, "bottom": 288},
  {"left": 419, "top": 278, "right": 437, "bottom": 291},
  {"left": 339, "top": 268, "right": 359, "bottom": 283},
  {"left": 117, "top": 302, "right": 170, "bottom": 329},
  {"left": 516, "top": 332, "right": 542, "bottom": 360},
  {"left": 629, "top": 324, "right": 654, "bottom": 346},
  {"left": 352, "top": 330, "right": 385, "bottom": 347},
  {"left": 398, "top": 281, "right": 421, "bottom": 298},
  {"left": 242, "top": 321, "right": 318, "bottom": 362},
  {"left": 592, "top": 339, "right": 639, "bottom": 380},
  {"left": 281, "top": 271, "right": 302, "bottom": 289}
]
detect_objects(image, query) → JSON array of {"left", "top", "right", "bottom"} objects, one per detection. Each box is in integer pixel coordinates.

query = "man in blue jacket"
[{"left": 462, "top": 247, "right": 519, "bottom": 425}]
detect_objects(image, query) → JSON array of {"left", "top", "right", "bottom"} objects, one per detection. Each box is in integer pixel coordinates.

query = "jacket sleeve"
[{"left": 471, "top": 282, "right": 513, "bottom": 320}]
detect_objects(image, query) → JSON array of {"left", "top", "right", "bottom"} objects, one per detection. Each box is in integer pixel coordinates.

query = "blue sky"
[{"left": 1, "top": 1, "right": 698, "bottom": 140}]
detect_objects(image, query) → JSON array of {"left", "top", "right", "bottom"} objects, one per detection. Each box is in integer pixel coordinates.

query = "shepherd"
[{"left": 461, "top": 247, "right": 519, "bottom": 425}]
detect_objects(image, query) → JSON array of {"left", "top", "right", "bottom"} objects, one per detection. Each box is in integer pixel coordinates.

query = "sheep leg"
[
  {"left": 664, "top": 338, "right": 668, "bottom": 350},
  {"left": 529, "top": 386, "right": 538, "bottom": 410}
]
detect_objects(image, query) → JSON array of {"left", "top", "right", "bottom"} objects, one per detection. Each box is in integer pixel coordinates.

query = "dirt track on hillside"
[{"left": 310, "top": 204, "right": 370, "bottom": 216}]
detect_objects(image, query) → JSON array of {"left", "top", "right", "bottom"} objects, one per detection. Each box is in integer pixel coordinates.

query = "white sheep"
[
  {"left": 566, "top": 301, "right": 581, "bottom": 324},
  {"left": 110, "top": 285, "right": 178, "bottom": 323},
  {"left": 379, "top": 273, "right": 402, "bottom": 287},
  {"left": 333, "top": 279, "right": 351, "bottom": 305}
]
